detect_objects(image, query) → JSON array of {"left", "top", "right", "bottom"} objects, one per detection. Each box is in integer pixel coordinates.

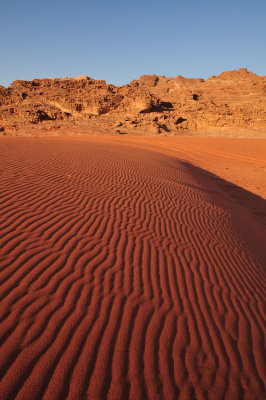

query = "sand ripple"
[{"left": 0, "top": 138, "right": 265, "bottom": 400}]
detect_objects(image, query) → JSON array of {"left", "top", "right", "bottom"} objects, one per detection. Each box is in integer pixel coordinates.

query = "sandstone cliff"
[{"left": 0, "top": 68, "right": 265, "bottom": 135}]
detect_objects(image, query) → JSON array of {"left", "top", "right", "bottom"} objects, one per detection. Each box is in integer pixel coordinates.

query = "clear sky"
[{"left": 0, "top": 0, "right": 265, "bottom": 87}]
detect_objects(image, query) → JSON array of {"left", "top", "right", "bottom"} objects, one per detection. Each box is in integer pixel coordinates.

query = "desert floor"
[{"left": 0, "top": 136, "right": 265, "bottom": 400}]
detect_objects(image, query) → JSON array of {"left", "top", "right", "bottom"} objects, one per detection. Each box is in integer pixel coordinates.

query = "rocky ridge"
[{"left": 0, "top": 68, "right": 265, "bottom": 135}]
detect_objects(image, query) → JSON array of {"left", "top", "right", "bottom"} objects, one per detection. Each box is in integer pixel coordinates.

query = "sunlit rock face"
[{"left": 1, "top": 69, "right": 265, "bottom": 135}]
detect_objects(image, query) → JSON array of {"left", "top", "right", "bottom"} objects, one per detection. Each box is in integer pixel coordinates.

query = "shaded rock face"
[{"left": 0, "top": 69, "right": 266, "bottom": 135}]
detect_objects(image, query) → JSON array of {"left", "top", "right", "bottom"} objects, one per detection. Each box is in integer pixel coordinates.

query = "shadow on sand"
[{"left": 181, "top": 161, "right": 266, "bottom": 262}]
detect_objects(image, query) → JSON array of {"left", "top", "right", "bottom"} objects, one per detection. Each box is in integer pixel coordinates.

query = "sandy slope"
[
  {"left": 0, "top": 137, "right": 265, "bottom": 400},
  {"left": 103, "top": 136, "right": 266, "bottom": 200}
]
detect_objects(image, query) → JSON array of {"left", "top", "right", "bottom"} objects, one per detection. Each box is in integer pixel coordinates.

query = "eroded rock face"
[{"left": 0, "top": 69, "right": 265, "bottom": 135}]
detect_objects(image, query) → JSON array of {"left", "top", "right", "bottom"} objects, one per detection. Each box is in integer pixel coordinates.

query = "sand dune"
[{"left": 0, "top": 137, "right": 265, "bottom": 400}]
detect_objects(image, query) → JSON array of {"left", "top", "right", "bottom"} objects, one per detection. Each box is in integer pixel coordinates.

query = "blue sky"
[{"left": 0, "top": 0, "right": 265, "bottom": 87}]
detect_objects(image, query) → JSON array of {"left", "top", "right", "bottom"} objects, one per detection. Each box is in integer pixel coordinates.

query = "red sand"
[{"left": 0, "top": 137, "right": 265, "bottom": 400}]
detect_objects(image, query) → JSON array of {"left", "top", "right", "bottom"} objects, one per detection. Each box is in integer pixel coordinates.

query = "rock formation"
[{"left": 0, "top": 68, "right": 265, "bottom": 135}]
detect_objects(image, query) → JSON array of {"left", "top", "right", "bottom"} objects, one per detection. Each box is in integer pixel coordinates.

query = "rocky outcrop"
[{"left": 0, "top": 69, "right": 265, "bottom": 135}]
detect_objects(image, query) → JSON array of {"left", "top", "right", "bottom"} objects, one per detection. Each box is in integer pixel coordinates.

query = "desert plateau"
[{"left": 0, "top": 70, "right": 266, "bottom": 400}]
